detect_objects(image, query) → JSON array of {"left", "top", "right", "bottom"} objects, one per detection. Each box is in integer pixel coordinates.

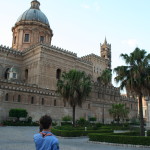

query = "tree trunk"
[
  {"left": 117, "top": 116, "right": 120, "bottom": 124},
  {"left": 72, "top": 105, "right": 76, "bottom": 127},
  {"left": 139, "top": 94, "right": 145, "bottom": 136}
]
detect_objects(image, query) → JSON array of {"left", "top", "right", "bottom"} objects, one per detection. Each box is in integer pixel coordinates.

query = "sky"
[{"left": 0, "top": 0, "right": 150, "bottom": 91}]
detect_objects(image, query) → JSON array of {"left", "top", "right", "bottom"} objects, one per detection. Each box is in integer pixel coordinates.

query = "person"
[{"left": 34, "top": 115, "right": 59, "bottom": 150}]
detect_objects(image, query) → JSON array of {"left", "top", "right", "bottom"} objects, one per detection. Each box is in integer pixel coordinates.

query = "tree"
[
  {"left": 114, "top": 47, "right": 150, "bottom": 135},
  {"left": 57, "top": 69, "right": 92, "bottom": 126},
  {"left": 109, "top": 103, "right": 129, "bottom": 124},
  {"left": 98, "top": 69, "right": 112, "bottom": 86},
  {"left": 9, "top": 108, "right": 28, "bottom": 121}
]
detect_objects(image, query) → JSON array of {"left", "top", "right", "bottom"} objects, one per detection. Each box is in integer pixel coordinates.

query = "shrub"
[
  {"left": 52, "top": 121, "right": 57, "bottom": 126},
  {"left": 62, "top": 115, "right": 72, "bottom": 121},
  {"left": 51, "top": 127, "right": 113, "bottom": 137},
  {"left": 113, "top": 131, "right": 140, "bottom": 136},
  {"left": 88, "top": 133, "right": 150, "bottom": 146},
  {"left": 51, "top": 128, "right": 83, "bottom": 137},
  {"left": 76, "top": 117, "right": 89, "bottom": 127},
  {"left": 27, "top": 116, "right": 32, "bottom": 123},
  {"left": 9, "top": 108, "right": 28, "bottom": 120},
  {"left": 61, "top": 122, "right": 72, "bottom": 126},
  {"left": 89, "top": 117, "right": 97, "bottom": 122},
  {"left": 2, "top": 120, "right": 38, "bottom": 126}
]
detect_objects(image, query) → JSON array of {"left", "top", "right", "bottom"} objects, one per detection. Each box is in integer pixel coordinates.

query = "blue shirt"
[{"left": 34, "top": 131, "right": 59, "bottom": 150}]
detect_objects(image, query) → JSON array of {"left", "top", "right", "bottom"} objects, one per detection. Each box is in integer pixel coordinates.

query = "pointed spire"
[{"left": 104, "top": 37, "right": 107, "bottom": 45}]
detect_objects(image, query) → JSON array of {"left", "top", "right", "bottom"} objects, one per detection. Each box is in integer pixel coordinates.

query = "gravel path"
[{"left": 0, "top": 126, "right": 149, "bottom": 150}]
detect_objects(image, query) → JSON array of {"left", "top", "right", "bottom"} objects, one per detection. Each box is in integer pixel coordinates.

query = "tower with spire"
[{"left": 100, "top": 37, "right": 111, "bottom": 69}]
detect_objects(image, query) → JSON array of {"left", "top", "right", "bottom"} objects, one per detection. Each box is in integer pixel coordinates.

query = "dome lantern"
[{"left": 31, "top": 0, "right": 40, "bottom": 10}]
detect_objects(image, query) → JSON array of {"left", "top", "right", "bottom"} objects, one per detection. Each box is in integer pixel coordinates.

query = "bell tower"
[{"left": 100, "top": 37, "right": 111, "bottom": 69}]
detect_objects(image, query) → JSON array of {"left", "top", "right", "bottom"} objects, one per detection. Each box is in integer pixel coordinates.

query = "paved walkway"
[{"left": 0, "top": 126, "right": 149, "bottom": 150}]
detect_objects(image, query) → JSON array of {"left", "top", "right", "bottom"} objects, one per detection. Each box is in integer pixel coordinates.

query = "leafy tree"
[
  {"left": 98, "top": 69, "right": 112, "bottom": 86},
  {"left": 109, "top": 103, "right": 129, "bottom": 124},
  {"left": 9, "top": 108, "right": 28, "bottom": 121},
  {"left": 114, "top": 47, "right": 150, "bottom": 135},
  {"left": 57, "top": 69, "right": 92, "bottom": 126}
]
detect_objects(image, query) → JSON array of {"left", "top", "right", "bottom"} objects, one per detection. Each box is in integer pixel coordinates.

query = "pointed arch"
[{"left": 56, "top": 69, "right": 61, "bottom": 79}]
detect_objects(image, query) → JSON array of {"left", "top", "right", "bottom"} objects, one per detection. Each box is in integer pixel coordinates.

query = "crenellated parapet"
[
  {"left": 120, "top": 95, "right": 137, "bottom": 102},
  {"left": 81, "top": 53, "right": 107, "bottom": 63},
  {"left": 76, "top": 57, "right": 92, "bottom": 65},
  {"left": 22, "top": 43, "right": 77, "bottom": 57},
  {"left": 0, "top": 45, "right": 22, "bottom": 56}
]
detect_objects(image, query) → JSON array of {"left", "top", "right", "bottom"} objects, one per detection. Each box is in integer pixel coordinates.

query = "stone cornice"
[
  {"left": 12, "top": 21, "right": 51, "bottom": 31},
  {"left": 0, "top": 79, "right": 58, "bottom": 96}
]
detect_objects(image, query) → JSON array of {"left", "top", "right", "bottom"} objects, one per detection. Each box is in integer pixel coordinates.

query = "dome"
[{"left": 16, "top": 0, "right": 49, "bottom": 26}]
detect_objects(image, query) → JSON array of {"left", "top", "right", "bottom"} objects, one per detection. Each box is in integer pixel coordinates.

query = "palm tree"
[
  {"left": 114, "top": 47, "right": 150, "bottom": 136},
  {"left": 109, "top": 103, "right": 129, "bottom": 124},
  {"left": 57, "top": 69, "right": 92, "bottom": 126},
  {"left": 98, "top": 69, "right": 112, "bottom": 86}
]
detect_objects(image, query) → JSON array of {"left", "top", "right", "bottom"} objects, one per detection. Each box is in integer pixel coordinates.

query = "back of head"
[{"left": 40, "top": 115, "right": 52, "bottom": 130}]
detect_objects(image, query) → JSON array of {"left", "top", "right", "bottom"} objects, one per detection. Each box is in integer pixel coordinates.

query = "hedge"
[
  {"left": 51, "top": 128, "right": 113, "bottom": 137},
  {"left": 88, "top": 133, "right": 150, "bottom": 146},
  {"left": 3, "top": 121, "right": 39, "bottom": 126}
]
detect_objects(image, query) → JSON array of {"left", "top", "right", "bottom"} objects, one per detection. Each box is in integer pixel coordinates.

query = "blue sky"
[{"left": 0, "top": 0, "right": 150, "bottom": 90}]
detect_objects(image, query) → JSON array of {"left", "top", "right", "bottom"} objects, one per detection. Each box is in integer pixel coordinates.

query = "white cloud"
[
  {"left": 121, "top": 39, "right": 138, "bottom": 47},
  {"left": 81, "top": 4, "right": 90, "bottom": 9},
  {"left": 80, "top": 1, "right": 101, "bottom": 11},
  {"left": 93, "top": 2, "right": 100, "bottom": 12}
]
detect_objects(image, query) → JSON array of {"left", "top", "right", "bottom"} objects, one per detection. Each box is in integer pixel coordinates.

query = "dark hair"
[{"left": 39, "top": 115, "right": 52, "bottom": 129}]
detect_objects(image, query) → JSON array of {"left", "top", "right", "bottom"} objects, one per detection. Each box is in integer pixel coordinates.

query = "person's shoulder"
[
  {"left": 50, "top": 134, "right": 59, "bottom": 142},
  {"left": 33, "top": 133, "right": 41, "bottom": 139}
]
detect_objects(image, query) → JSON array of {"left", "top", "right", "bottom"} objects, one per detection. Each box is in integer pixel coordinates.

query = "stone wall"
[{"left": 0, "top": 79, "right": 138, "bottom": 123}]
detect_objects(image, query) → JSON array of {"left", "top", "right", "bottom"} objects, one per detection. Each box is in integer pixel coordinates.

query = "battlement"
[
  {"left": 81, "top": 53, "right": 107, "bottom": 62},
  {"left": 23, "top": 43, "right": 94, "bottom": 65},
  {"left": 23, "top": 43, "right": 77, "bottom": 57},
  {"left": 76, "top": 57, "right": 92, "bottom": 65},
  {"left": 0, "top": 45, "right": 22, "bottom": 56}
]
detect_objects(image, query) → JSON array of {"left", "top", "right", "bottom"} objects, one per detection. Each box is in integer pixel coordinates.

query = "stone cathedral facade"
[{"left": 0, "top": 0, "right": 137, "bottom": 123}]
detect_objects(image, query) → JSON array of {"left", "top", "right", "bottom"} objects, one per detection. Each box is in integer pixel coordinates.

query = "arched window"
[
  {"left": 88, "top": 104, "right": 90, "bottom": 109},
  {"left": 5, "top": 93, "right": 9, "bottom": 101},
  {"left": 14, "top": 36, "right": 16, "bottom": 44},
  {"left": 13, "top": 96, "right": 15, "bottom": 102},
  {"left": 131, "top": 104, "right": 132, "bottom": 109},
  {"left": 4, "top": 68, "right": 10, "bottom": 79},
  {"left": 54, "top": 99, "right": 56, "bottom": 106},
  {"left": 40, "top": 36, "right": 44, "bottom": 43},
  {"left": 31, "top": 97, "right": 34, "bottom": 104},
  {"left": 56, "top": 69, "right": 61, "bottom": 79},
  {"left": 25, "top": 69, "right": 28, "bottom": 80},
  {"left": 24, "top": 34, "right": 30, "bottom": 42},
  {"left": 64, "top": 102, "right": 66, "bottom": 107},
  {"left": 18, "top": 95, "right": 21, "bottom": 102},
  {"left": 42, "top": 98, "right": 44, "bottom": 105}
]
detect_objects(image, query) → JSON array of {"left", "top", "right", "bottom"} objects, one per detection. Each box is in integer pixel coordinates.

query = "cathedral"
[{"left": 0, "top": 0, "right": 137, "bottom": 123}]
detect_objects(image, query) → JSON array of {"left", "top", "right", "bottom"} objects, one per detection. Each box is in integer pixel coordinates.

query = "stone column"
[{"left": 146, "top": 101, "right": 150, "bottom": 129}]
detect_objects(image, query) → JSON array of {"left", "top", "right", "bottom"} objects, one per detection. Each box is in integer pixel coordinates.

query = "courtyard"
[{"left": 0, "top": 126, "right": 149, "bottom": 150}]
